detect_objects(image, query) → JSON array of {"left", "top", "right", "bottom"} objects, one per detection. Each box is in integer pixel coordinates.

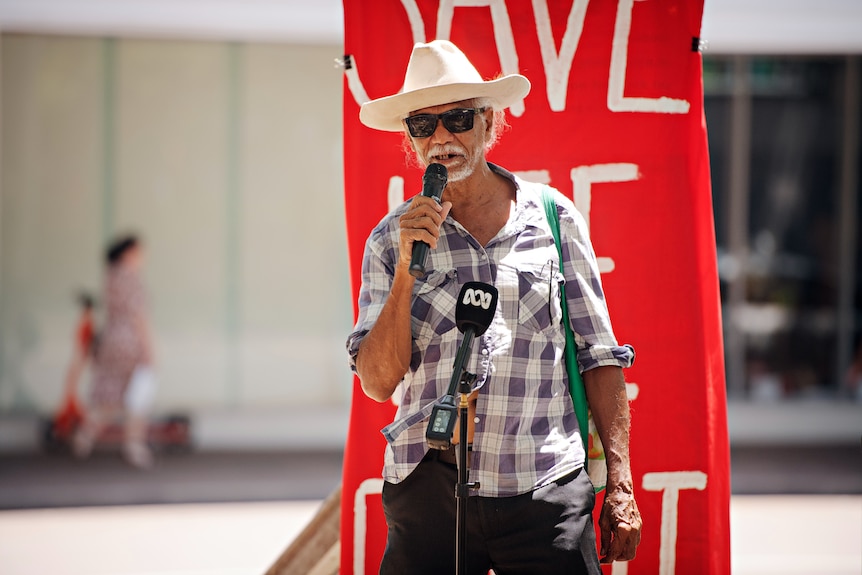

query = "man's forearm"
[
  {"left": 355, "top": 265, "right": 416, "bottom": 402},
  {"left": 583, "top": 365, "right": 633, "bottom": 487},
  {"left": 583, "top": 364, "right": 642, "bottom": 562}
]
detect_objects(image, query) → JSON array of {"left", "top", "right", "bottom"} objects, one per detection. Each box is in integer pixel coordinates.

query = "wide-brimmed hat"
[{"left": 359, "top": 40, "right": 531, "bottom": 132}]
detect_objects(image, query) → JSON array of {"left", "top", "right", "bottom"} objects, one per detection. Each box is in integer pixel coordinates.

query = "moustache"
[{"left": 428, "top": 145, "right": 467, "bottom": 159}]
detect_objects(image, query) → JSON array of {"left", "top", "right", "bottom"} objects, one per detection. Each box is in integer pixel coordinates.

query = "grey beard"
[{"left": 444, "top": 163, "right": 471, "bottom": 183}]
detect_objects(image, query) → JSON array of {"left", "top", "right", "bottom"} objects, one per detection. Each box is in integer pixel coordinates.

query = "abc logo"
[{"left": 462, "top": 288, "right": 494, "bottom": 310}]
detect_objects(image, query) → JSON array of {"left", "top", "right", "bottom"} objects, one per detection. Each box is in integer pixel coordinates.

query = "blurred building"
[
  {"left": 699, "top": 0, "right": 862, "bottom": 445},
  {"left": 0, "top": 1, "right": 353, "bottom": 451},
  {"left": 0, "top": 0, "right": 859, "bottom": 452}
]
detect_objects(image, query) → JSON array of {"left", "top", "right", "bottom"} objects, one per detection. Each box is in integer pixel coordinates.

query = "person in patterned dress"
[{"left": 73, "top": 235, "right": 156, "bottom": 469}]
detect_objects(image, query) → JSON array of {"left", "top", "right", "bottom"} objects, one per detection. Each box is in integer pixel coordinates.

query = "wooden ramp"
[{"left": 266, "top": 484, "right": 341, "bottom": 575}]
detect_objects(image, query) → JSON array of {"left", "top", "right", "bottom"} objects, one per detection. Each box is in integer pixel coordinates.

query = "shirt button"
[
  {"left": 480, "top": 252, "right": 487, "bottom": 260},
  {"left": 481, "top": 349, "right": 489, "bottom": 356},
  {"left": 473, "top": 417, "right": 480, "bottom": 424}
]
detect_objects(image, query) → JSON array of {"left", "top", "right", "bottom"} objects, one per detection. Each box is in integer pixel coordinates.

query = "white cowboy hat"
[{"left": 359, "top": 39, "right": 531, "bottom": 132}]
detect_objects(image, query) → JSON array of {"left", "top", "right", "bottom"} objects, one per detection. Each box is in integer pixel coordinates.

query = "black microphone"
[
  {"left": 408, "top": 163, "right": 448, "bottom": 278},
  {"left": 426, "top": 282, "right": 498, "bottom": 449},
  {"left": 454, "top": 282, "right": 498, "bottom": 338}
]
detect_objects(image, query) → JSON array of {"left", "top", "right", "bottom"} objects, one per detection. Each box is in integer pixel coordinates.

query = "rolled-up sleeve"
[{"left": 556, "top": 198, "right": 635, "bottom": 373}]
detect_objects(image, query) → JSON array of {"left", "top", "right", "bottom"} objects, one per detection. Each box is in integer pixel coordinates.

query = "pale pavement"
[
  {"left": 0, "top": 495, "right": 859, "bottom": 575},
  {"left": 0, "top": 443, "right": 858, "bottom": 574}
]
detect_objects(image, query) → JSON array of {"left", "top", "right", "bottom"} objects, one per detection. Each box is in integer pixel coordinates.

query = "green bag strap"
[{"left": 540, "top": 187, "right": 590, "bottom": 460}]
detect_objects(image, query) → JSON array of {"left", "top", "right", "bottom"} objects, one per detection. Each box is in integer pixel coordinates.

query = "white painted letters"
[
  {"left": 347, "top": 0, "right": 692, "bottom": 117},
  {"left": 532, "top": 0, "right": 590, "bottom": 111},
  {"left": 387, "top": 176, "right": 405, "bottom": 212},
  {"left": 607, "top": 0, "right": 690, "bottom": 114},
  {"left": 353, "top": 478, "right": 385, "bottom": 575},
  {"left": 642, "top": 471, "right": 708, "bottom": 575},
  {"left": 571, "top": 163, "right": 640, "bottom": 273},
  {"left": 436, "top": 0, "right": 525, "bottom": 116},
  {"left": 344, "top": 54, "right": 370, "bottom": 107}
]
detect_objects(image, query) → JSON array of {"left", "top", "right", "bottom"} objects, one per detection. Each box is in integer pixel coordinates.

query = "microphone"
[
  {"left": 426, "top": 282, "right": 498, "bottom": 449},
  {"left": 454, "top": 282, "right": 498, "bottom": 338},
  {"left": 408, "top": 163, "right": 448, "bottom": 278}
]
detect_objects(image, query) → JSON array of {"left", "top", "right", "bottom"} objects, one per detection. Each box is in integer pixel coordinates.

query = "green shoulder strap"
[{"left": 540, "top": 187, "right": 590, "bottom": 461}]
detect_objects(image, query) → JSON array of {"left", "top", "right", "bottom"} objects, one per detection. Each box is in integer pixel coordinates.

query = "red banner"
[{"left": 341, "top": 2, "right": 730, "bottom": 574}]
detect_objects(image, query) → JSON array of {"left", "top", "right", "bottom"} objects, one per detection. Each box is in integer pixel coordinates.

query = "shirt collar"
[{"left": 486, "top": 163, "right": 547, "bottom": 241}]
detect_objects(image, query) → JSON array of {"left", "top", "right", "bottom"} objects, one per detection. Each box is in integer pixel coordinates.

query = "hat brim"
[{"left": 359, "top": 74, "right": 531, "bottom": 132}]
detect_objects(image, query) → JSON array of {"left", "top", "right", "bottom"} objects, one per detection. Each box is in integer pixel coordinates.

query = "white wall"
[{"left": 0, "top": 36, "right": 353, "bottom": 435}]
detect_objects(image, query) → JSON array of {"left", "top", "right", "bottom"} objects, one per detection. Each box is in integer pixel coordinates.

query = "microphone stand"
[
  {"left": 450, "top": 328, "right": 479, "bottom": 575},
  {"left": 426, "top": 329, "right": 478, "bottom": 575},
  {"left": 425, "top": 281, "right": 499, "bottom": 575},
  {"left": 455, "top": 370, "right": 477, "bottom": 575}
]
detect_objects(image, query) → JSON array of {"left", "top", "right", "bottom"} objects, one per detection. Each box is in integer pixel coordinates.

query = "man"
[{"left": 347, "top": 39, "right": 641, "bottom": 574}]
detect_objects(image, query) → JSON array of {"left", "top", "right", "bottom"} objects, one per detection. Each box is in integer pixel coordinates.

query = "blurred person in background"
[
  {"left": 73, "top": 234, "right": 157, "bottom": 469},
  {"left": 50, "top": 292, "right": 98, "bottom": 444}
]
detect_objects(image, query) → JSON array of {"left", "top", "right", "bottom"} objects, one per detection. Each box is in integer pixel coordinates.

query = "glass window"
[{"left": 705, "top": 55, "right": 860, "bottom": 401}]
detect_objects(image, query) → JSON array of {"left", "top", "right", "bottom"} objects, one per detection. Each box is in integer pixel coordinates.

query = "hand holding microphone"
[{"left": 403, "top": 163, "right": 448, "bottom": 278}]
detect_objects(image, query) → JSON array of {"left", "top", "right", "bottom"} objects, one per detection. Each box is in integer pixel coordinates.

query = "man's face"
[{"left": 406, "top": 100, "right": 491, "bottom": 183}]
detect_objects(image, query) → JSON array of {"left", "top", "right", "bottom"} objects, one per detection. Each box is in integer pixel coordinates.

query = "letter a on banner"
[{"left": 340, "top": 1, "right": 730, "bottom": 574}]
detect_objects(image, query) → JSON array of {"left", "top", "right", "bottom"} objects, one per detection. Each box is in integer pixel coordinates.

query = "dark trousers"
[{"left": 380, "top": 451, "right": 602, "bottom": 575}]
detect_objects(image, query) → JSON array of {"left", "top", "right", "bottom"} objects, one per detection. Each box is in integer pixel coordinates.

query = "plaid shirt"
[{"left": 347, "top": 164, "right": 633, "bottom": 497}]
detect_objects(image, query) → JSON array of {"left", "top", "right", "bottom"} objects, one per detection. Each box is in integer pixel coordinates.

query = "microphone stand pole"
[
  {"left": 445, "top": 327, "right": 479, "bottom": 575},
  {"left": 455, "top": 371, "right": 477, "bottom": 575},
  {"left": 429, "top": 319, "right": 491, "bottom": 573}
]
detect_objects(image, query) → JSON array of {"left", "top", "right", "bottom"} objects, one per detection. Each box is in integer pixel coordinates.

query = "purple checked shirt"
[{"left": 347, "top": 164, "right": 633, "bottom": 497}]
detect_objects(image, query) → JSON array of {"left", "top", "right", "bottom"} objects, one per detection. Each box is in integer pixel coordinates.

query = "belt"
[{"left": 433, "top": 444, "right": 472, "bottom": 467}]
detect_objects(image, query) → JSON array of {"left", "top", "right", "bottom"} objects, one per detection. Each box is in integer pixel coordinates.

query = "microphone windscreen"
[
  {"left": 421, "top": 163, "right": 448, "bottom": 199},
  {"left": 456, "top": 282, "right": 498, "bottom": 336}
]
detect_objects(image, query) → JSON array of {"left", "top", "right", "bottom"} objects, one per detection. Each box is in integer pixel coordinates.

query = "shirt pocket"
[
  {"left": 411, "top": 268, "right": 459, "bottom": 344},
  {"left": 517, "top": 261, "right": 564, "bottom": 336}
]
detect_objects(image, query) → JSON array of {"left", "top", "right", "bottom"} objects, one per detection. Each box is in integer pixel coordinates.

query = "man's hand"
[
  {"left": 599, "top": 483, "right": 642, "bottom": 563},
  {"left": 582, "top": 366, "right": 641, "bottom": 563},
  {"left": 397, "top": 195, "right": 452, "bottom": 268}
]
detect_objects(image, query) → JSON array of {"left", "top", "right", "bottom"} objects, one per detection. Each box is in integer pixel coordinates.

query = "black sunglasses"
[{"left": 404, "top": 107, "right": 487, "bottom": 138}]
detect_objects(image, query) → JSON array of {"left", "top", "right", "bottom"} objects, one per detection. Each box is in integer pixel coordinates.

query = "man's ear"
[{"left": 483, "top": 109, "right": 495, "bottom": 137}]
